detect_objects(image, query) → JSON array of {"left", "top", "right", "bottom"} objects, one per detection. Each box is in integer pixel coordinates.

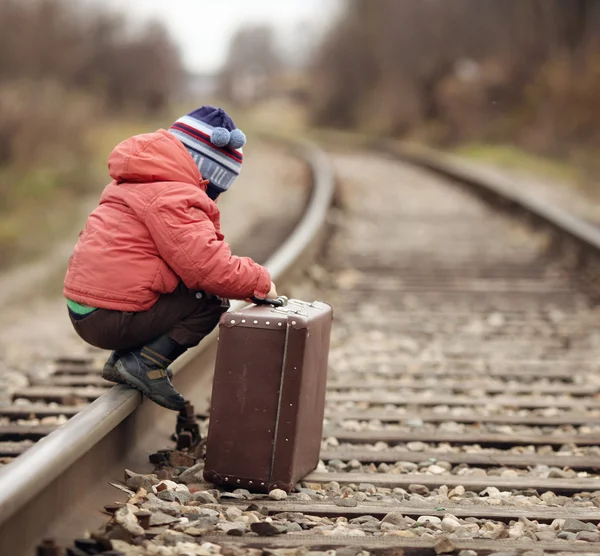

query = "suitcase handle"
[{"left": 250, "top": 295, "right": 289, "bottom": 307}]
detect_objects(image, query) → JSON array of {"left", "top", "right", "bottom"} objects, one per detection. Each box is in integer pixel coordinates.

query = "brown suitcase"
[{"left": 203, "top": 298, "right": 333, "bottom": 493}]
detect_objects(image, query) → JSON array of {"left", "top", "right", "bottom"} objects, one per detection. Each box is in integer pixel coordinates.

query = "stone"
[
  {"left": 325, "top": 481, "right": 341, "bottom": 492},
  {"left": 157, "top": 490, "right": 179, "bottom": 503},
  {"left": 328, "top": 459, "right": 346, "bottom": 470},
  {"left": 408, "top": 484, "right": 429, "bottom": 496},
  {"left": 449, "top": 486, "right": 465, "bottom": 498},
  {"left": 297, "top": 488, "right": 318, "bottom": 499},
  {"left": 385, "top": 530, "right": 417, "bottom": 538},
  {"left": 153, "top": 479, "right": 179, "bottom": 492},
  {"left": 534, "top": 530, "right": 556, "bottom": 541},
  {"left": 381, "top": 522, "right": 402, "bottom": 532},
  {"left": 177, "top": 462, "right": 203, "bottom": 481},
  {"left": 157, "top": 490, "right": 192, "bottom": 504},
  {"left": 198, "top": 542, "right": 223, "bottom": 555},
  {"left": 156, "top": 469, "right": 172, "bottom": 481},
  {"left": 350, "top": 516, "right": 378, "bottom": 525},
  {"left": 106, "top": 523, "right": 135, "bottom": 543},
  {"left": 346, "top": 459, "right": 362, "bottom": 470},
  {"left": 233, "top": 489, "right": 251, "bottom": 498},
  {"left": 250, "top": 522, "right": 287, "bottom": 536},
  {"left": 169, "top": 451, "right": 195, "bottom": 468},
  {"left": 217, "top": 522, "right": 246, "bottom": 535},
  {"left": 243, "top": 513, "right": 260, "bottom": 525},
  {"left": 358, "top": 483, "right": 376, "bottom": 493},
  {"left": 110, "top": 540, "right": 143, "bottom": 554},
  {"left": 405, "top": 418, "right": 424, "bottom": 427},
  {"left": 427, "top": 465, "right": 447, "bottom": 475},
  {"left": 396, "top": 461, "right": 419, "bottom": 473},
  {"left": 196, "top": 508, "right": 220, "bottom": 518},
  {"left": 150, "top": 511, "right": 180, "bottom": 527},
  {"left": 161, "top": 531, "right": 195, "bottom": 546},
  {"left": 177, "top": 492, "right": 193, "bottom": 504},
  {"left": 125, "top": 472, "right": 158, "bottom": 492},
  {"left": 434, "top": 538, "right": 456, "bottom": 555},
  {"left": 548, "top": 468, "right": 576, "bottom": 479},
  {"left": 114, "top": 504, "right": 144, "bottom": 537},
  {"left": 184, "top": 526, "right": 210, "bottom": 536},
  {"left": 481, "top": 522, "right": 506, "bottom": 540},
  {"left": 462, "top": 523, "right": 480, "bottom": 535},
  {"left": 381, "top": 512, "right": 405, "bottom": 526},
  {"left": 406, "top": 441, "right": 428, "bottom": 452},
  {"left": 145, "top": 525, "right": 169, "bottom": 537},
  {"left": 225, "top": 507, "right": 243, "bottom": 520},
  {"left": 576, "top": 531, "right": 600, "bottom": 542},
  {"left": 220, "top": 492, "right": 244, "bottom": 500},
  {"left": 557, "top": 531, "right": 577, "bottom": 540},
  {"left": 194, "top": 491, "right": 219, "bottom": 504},
  {"left": 563, "top": 518, "right": 595, "bottom": 533},
  {"left": 458, "top": 552, "right": 477, "bottom": 556},
  {"left": 142, "top": 498, "right": 180, "bottom": 517},
  {"left": 441, "top": 516, "right": 461, "bottom": 532},
  {"left": 269, "top": 489, "right": 288, "bottom": 500},
  {"left": 417, "top": 516, "right": 442, "bottom": 527},
  {"left": 186, "top": 517, "right": 220, "bottom": 530},
  {"left": 508, "top": 522, "right": 524, "bottom": 540},
  {"left": 336, "top": 548, "right": 363, "bottom": 556}
]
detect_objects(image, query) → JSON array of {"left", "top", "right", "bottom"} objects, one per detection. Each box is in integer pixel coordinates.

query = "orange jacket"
[{"left": 64, "top": 130, "right": 271, "bottom": 311}]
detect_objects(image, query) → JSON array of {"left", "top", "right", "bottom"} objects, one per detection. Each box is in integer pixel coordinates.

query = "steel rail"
[{"left": 0, "top": 137, "right": 335, "bottom": 555}]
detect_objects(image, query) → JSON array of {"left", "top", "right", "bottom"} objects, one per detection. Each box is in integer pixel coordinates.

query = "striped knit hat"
[{"left": 168, "top": 106, "right": 246, "bottom": 200}]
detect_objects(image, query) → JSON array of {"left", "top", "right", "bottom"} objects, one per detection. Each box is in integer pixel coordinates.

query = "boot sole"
[
  {"left": 102, "top": 366, "right": 125, "bottom": 384},
  {"left": 115, "top": 361, "right": 184, "bottom": 411}
]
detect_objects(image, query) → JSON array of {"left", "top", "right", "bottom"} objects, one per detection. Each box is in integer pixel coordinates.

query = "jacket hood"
[{"left": 108, "top": 129, "right": 206, "bottom": 190}]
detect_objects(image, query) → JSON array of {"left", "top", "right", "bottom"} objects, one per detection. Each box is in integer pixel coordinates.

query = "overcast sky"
[{"left": 92, "top": 0, "right": 342, "bottom": 74}]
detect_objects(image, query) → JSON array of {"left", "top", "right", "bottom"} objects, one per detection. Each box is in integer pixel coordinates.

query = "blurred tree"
[
  {"left": 311, "top": 0, "right": 600, "bottom": 158},
  {"left": 219, "top": 25, "right": 282, "bottom": 105},
  {"left": 0, "top": 0, "right": 186, "bottom": 265},
  {"left": 0, "top": 0, "right": 183, "bottom": 113}
]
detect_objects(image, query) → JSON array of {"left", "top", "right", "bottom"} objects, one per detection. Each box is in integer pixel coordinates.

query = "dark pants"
[{"left": 69, "top": 283, "right": 230, "bottom": 351}]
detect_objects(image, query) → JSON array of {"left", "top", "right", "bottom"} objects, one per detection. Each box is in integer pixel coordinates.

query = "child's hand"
[{"left": 266, "top": 282, "right": 278, "bottom": 300}]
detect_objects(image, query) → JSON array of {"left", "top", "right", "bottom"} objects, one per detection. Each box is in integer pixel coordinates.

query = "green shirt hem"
[{"left": 66, "top": 298, "right": 98, "bottom": 315}]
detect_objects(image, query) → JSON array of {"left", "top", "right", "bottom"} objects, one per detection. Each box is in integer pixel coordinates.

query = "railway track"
[
  {"left": 0, "top": 137, "right": 334, "bottom": 555},
  {"left": 2, "top": 138, "right": 600, "bottom": 555}
]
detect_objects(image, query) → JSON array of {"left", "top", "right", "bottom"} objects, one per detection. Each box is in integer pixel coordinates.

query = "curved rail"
[{"left": 0, "top": 137, "right": 336, "bottom": 555}]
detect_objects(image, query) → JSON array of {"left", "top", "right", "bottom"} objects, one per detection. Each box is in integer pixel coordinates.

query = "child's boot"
[
  {"left": 115, "top": 336, "right": 187, "bottom": 411},
  {"left": 102, "top": 351, "right": 124, "bottom": 383},
  {"left": 102, "top": 350, "right": 172, "bottom": 384}
]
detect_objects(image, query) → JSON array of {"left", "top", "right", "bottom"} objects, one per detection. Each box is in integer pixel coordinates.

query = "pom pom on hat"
[
  {"left": 211, "top": 127, "right": 231, "bottom": 147},
  {"left": 229, "top": 129, "right": 246, "bottom": 149}
]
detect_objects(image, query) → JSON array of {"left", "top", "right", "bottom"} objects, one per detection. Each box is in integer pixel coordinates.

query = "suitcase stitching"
[{"left": 268, "top": 320, "right": 291, "bottom": 490}]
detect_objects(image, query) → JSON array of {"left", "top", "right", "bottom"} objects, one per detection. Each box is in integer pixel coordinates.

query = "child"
[{"left": 63, "top": 106, "right": 277, "bottom": 411}]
